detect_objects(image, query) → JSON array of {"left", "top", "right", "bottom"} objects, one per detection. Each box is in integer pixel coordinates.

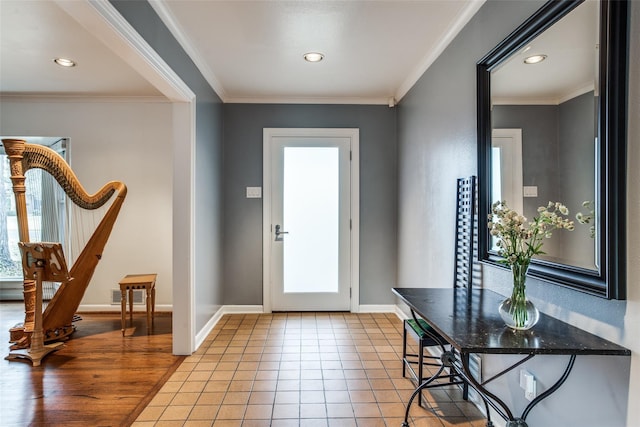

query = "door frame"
[
  {"left": 262, "top": 128, "right": 360, "bottom": 313},
  {"left": 492, "top": 128, "right": 523, "bottom": 214}
]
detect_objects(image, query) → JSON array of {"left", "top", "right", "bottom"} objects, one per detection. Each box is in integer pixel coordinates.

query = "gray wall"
[
  {"left": 397, "top": 0, "right": 634, "bottom": 425},
  {"left": 111, "top": 1, "right": 224, "bottom": 331},
  {"left": 557, "top": 92, "right": 597, "bottom": 267},
  {"left": 222, "top": 104, "right": 397, "bottom": 306}
]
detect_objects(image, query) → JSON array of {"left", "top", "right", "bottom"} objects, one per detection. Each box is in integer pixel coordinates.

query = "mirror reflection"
[{"left": 489, "top": 0, "right": 598, "bottom": 270}]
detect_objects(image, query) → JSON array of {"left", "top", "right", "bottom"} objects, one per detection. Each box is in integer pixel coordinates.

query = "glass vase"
[{"left": 499, "top": 261, "right": 539, "bottom": 330}]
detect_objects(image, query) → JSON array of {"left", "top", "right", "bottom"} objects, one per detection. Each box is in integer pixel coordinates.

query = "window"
[{"left": 0, "top": 138, "right": 68, "bottom": 283}]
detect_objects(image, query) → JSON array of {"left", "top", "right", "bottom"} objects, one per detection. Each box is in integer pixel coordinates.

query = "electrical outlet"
[
  {"left": 525, "top": 374, "right": 537, "bottom": 401},
  {"left": 520, "top": 369, "right": 537, "bottom": 401}
]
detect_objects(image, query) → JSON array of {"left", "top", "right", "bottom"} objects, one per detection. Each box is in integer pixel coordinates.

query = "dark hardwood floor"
[{"left": 0, "top": 302, "right": 182, "bottom": 427}]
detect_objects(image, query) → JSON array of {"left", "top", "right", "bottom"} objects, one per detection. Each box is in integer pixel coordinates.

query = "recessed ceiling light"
[
  {"left": 523, "top": 54, "right": 547, "bottom": 64},
  {"left": 54, "top": 58, "right": 76, "bottom": 67},
  {"left": 303, "top": 52, "right": 324, "bottom": 63}
]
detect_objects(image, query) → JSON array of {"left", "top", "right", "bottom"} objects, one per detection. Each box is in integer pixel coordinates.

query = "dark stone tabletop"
[{"left": 392, "top": 287, "right": 630, "bottom": 356}]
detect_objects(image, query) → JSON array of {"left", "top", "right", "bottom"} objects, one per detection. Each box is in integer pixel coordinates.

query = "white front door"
[{"left": 263, "top": 128, "right": 358, "bottom": 312}]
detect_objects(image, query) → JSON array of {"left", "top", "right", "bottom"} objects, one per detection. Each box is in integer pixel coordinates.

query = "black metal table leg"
[
  {"left": 520, "top": 354, "right": 577, "bottom": 421},
  {"left": 453, "top": 353, "right": 578, "bottom": 427},
  {"left": 401, "top": 355, "right": 450, "bottom": 427}
]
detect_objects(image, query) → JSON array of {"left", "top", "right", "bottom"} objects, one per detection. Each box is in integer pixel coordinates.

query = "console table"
[{"left": 392, "top": 287, "right": 630, "bottom": 427}]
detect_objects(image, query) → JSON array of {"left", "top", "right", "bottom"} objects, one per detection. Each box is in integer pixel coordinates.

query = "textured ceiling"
[{"left": 0, "top": 0, "right": 485, "bottom": 104}]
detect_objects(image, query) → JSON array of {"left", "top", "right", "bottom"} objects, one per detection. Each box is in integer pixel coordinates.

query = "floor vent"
[{"left": 111, "top": 289, "right": 145, "bottom": 305}]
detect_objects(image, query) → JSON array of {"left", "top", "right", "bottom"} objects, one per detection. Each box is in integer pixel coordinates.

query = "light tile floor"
[{"left": 133, "top": 312, "right": 486, "bottom": 427}]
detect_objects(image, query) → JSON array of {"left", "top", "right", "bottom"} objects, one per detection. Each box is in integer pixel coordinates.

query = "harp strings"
[
  {"left": 23, "top": 169, "right": 114, "bottom": 301},
  {"left": 69, "top": 187, "right": 113, "bottom": 267}
]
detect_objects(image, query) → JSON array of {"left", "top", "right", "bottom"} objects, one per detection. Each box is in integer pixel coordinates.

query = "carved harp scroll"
[{"left": 3, "top": 138, "right": 127, "bottom": 341}]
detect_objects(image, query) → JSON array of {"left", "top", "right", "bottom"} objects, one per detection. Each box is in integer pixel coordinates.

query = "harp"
[{"left": 3, "top": 138, "right": 127, "bottom": 345}]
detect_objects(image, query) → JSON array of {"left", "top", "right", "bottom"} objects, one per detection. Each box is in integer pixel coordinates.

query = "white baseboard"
[
  {"left": 358, "top": 304, "right": 396, "bottom": 313},
  {"left": 77, "top": 304, "right": 172, "bottom": 312},
  {"left": 194, "top": 305, "right": 263, "bottom": 350},
  {"left": 394, "top": 304, "right": 409, "bottom": 320},
  {"left": 195, "top": 307, "right": 225, "bottom": 349},
  {"left": 223, "top": 305, "right": 264, "bottom": 314}
]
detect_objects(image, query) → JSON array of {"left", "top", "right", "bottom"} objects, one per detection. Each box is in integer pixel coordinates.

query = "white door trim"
[
  {"left": 65, "top": 0, "right": 197, "bottom": 355},
  {"left": 263, "top": 128, "right": 360, "bottom": 313}
]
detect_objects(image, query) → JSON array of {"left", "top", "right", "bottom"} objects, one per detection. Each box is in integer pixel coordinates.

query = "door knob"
[{"left": 275, "top": 224, "right": 289, "bottom": 241}]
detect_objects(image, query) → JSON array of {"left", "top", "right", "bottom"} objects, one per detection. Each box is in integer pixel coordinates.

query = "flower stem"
[{"left": 510, "top": 261, "right": 529, "bottom": 328}]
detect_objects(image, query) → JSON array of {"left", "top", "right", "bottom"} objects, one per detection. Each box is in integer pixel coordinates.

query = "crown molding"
[
  {"left": 54, "top": 0, "right": 194, "bottom": 103},
  {"left": 0, "top": 94, "right": 170, "bottom": 103},
  {"left": 395, "top": 0, "right": 486, "bottom": 102},
  {"left": 149, "top": 0, "right": 227, "bottom": 102},
  {"left": 224, "top": 95, "right": 391, "bottom": 105}
]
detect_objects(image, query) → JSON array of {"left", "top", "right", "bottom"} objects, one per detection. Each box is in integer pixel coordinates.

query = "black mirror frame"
[{"left": 477, "top": 0, "right": 628, "bottom": 299}]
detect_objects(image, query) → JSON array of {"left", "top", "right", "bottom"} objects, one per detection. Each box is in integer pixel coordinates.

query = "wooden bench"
[{"left": 118, "top": 274, "right": 157, "bottom": 336}]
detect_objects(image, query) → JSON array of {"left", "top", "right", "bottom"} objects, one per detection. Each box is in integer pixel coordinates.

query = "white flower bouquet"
[{"left": 488, "top": 200, "right": 575, "bottom": 329}]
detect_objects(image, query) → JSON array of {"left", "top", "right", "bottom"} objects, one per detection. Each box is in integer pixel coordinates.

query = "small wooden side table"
[{"left": 119, "top": 274, "right": 157, "bottom": 336}]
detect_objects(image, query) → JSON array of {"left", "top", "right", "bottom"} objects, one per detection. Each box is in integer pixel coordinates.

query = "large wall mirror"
[{"left": 477, "top": 0, "right": 628, "bottom": 299}]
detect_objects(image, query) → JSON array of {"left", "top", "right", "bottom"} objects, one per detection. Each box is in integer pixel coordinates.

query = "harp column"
[{"left": 3, "top": 139, "right": 36, "bottom": 339}]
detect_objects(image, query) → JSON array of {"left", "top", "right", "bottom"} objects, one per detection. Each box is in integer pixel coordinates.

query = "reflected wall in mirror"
[{"left": 477, "top": 0, "right": 628, "bottom": 299}]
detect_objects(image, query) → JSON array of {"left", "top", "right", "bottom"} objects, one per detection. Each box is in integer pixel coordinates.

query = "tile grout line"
[{"left": 133, "top": 312, "right": 484, "bottom": 427}]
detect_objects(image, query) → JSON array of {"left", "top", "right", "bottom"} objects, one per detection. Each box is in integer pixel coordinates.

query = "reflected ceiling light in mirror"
[
  {"left": 303, "top": 52, "right": 324, "bottom": 63},
  {"left": 523, "top": 54, "right": 547, "bottom": 64},
  {"left": 53, "top": 58, "right": 76, "bottom": 67}
]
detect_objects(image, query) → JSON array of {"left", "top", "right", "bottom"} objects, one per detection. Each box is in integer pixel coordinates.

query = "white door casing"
[{"left": 263, "top": 128, "right": 359, "bottom": 312}]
